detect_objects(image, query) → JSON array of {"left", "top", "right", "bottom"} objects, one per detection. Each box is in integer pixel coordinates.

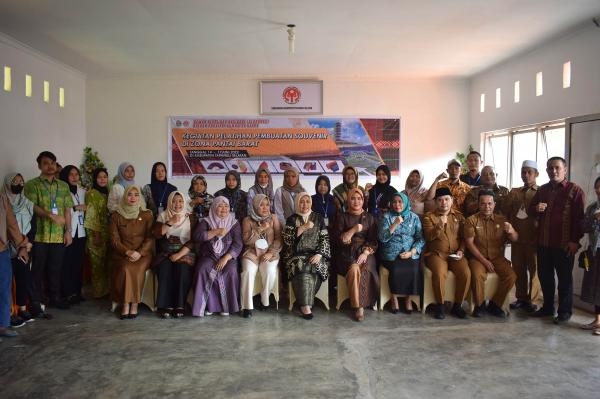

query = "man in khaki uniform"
[
  {"left": 463, "top": 165, "right": 510, "bottom": 217},
  {"left": 465, "top": 190, "right": 518, "bottom": 318},
  {"left": 505, "top": 160, "right": 541, "bottom": 312},
  {"left": 422, "top": 187, "right": 470, "bottom": 320}
]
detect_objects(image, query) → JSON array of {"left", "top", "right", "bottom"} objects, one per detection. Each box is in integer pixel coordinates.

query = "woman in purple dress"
[{"left": 191, "top": 196, "right": 242, "bottom": 316}]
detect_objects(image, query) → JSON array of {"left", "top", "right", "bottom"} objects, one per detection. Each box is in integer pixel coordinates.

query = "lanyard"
[
  {"left": 74, "top": 192, "right": 81, "bottom": 205},
  {"left": 320, "top": 196, "right": 329, "bottom": 216},
  {"left": 42, "top": 178, "right": 58, "bottom": 205},
  {"left": 158, "top": 185, "right": 168, "bottom": 207}
]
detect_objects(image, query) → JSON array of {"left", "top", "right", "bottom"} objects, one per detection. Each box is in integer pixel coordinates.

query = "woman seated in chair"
[
  {"left": 152, "top": 191, "right": 196, "bottom": 319},
  {"left": 110, "top": 186, "right": 154, "bottom": 319},
  {"left": 332, "top": 188, "right": 379, "bottom": 321},
  {"left": 378, "top": 192, "right": 424, "bottom": 314},
  {"left": 282, "top": 192, "right": 330, "bottom": 320},
  {"left": 240, "top": 194, "right": 282, "bottom": 318},
  {"left": 191, "top": 196, "right": 242, "bottom": 317}
]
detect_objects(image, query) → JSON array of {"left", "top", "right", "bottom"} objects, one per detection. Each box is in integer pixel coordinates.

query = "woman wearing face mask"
[
  {"left": 274, "top": 167, "right": 306, "bottom": 226},
  {"left": 378, "top": 192, "right": 424, "bottom": 314},
  {"left": 188, "top": 175, "right": 213, "bottom": 219},
  {"left": 142, "top": 162, "right": 178, "bottom": 218},
  {"left": 240, "top": 194, "right": 281, "bottom": 318},
  {"left": 214, "top": 171, "right": 248, "bottom": 221},
  {"left": 59, "top": 165, "right": 87, "bottom": 305},
  {"left": 1, "top": 173, "right": 35, "bottom": 323},
  {"left": 247, "top": 168, "right": 274, "bottom": 214},
  {"left": 110, "top": 186, "right": 154, "bottom": 319},
  {"left": 332, "top": 166, "right": 365, "bottom": 214},
  {"left": 84, "top": 168, "right": 111, "bottom": 299},
  {"left": 153, "top": 191, "right": 196, "bottom": 319},
  {"left": 282, "top": 192, "right": 330, "bottom": 320},
  {"left": 366, "top": 165, "right": 398, "bottom": 218},
  {"left": 108, "top": 162, "right": 145, "bottom": 213},
  {"left": 332, "top": 188, "right": 379, "bottom": 321},
  {"left": 191, "top": 197, "right": 242, "bottom": 317}
]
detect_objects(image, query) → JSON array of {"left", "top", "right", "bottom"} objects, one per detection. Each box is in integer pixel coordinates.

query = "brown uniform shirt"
[
  {"left": 422, "top": 209, "right": 465, "bottom": 257},
  {"left": 505, "top": 184, "right": 538, "bottom": 246},
  {"left": 464, "top": 213, "right": 509, "bottom": 261},
  {"left": 463, "top": 184, "right": 510, "bottom": 217}
]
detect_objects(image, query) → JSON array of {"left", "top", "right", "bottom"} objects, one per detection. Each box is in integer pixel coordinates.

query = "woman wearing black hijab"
[
  {"left": 366, "top": 165, "right": 398, "bottom": 218},
  {"left": 142, "top": 162, "right": 178, "bottom": 218}
]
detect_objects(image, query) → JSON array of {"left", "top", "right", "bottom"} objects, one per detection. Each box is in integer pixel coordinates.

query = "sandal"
[
  {"left": 174, "top": 308, "right": 185, "bottom": 318},
  {"left": 580, "top": 321, "right": 600, "bottom": 330},
  {"left": 593, "top": 328, "right": 600, "bottom": 336}
]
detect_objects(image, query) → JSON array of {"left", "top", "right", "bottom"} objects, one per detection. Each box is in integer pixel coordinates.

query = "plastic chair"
[
  {"left": 252, "top": 268, "right": 279, "bottom": 309},
  {"left": 288, "top": 277, "right": 330, "bottom": 311},
  {"left": 378, "top": 265, "right": 420, "bottom": 311}
]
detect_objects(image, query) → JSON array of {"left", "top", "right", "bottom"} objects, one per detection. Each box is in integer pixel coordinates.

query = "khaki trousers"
[
  {"left": 511, "top": 243, "right": 541, "bottom": 303},
  {"left": 469, "top": 257, "right": 516, "bottom": 307},
  {"left": 425, "top": 254, "right": 471, "bottom": 305}
]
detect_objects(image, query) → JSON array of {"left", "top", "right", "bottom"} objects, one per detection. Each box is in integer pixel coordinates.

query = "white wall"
[
  {"left": 86, "top": 75, "right": 469, "bottom": 193},
  {"left": 469, "top": 22, "right": 600, "bottom": 140},
  {"left": 0, "top": 34, "right": 86, "bottom": 181}
]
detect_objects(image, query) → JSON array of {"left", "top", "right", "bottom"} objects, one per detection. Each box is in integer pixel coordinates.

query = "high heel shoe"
[{"left": 355, "top": 308, "right": 364, "bottom": 322}]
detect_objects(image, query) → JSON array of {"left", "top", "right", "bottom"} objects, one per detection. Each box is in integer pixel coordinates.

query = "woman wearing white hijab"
[{"left": 191, "top": 196, "right": 243, "bottom": 317}]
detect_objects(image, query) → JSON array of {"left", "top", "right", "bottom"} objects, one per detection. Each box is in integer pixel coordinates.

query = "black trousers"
[
  {"left": 155, "top": 258, "right": 193, "bottom": 310},
  {"left": 62, "top": 233, "right": 86, "bottom": 298},
  {"left": 537, "top": 246, "right": 574, "bottom": 315},
  {"left": 31, "top": 242, "right": 66, "bottom": 303},
  {"left": 11, "top": 257, "right": 31, "bottom": 307}
]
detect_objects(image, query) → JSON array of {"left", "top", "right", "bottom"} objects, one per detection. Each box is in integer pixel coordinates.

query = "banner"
[{"left": 169, "top": 117, "right": 400, "bottom": 178}]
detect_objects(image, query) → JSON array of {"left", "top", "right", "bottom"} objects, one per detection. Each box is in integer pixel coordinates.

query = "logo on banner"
[{"left": 282, "top": 86, "right": 301, "bottom": 104}]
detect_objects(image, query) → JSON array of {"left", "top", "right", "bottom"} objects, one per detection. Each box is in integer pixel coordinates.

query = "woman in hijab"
[
  {"left": 367, "top": 165, "right": 398, "bottom": 218},
  {"left": 110, "top": 186, "right": 154, "bottom": 319},
  {"left": 580, "top": 176, "right": 600, "bottom": 335},
  {"left": 191, "top": 196, "right": 242, "bottom": 317},
  {"left": 274, "top": 167, "right": 306, "bottom": 226},
  {"left": 188, "top": 175, "right": 214, "bottom": 219},
  {"left": 59, "top": 165, "right": 87, "bottom": 304},
  {"left": 332, "top": 188, "right": 379, "bottom": 321},
  {"left": 1, "top": 173, "right": 34, "bottom": 322},
  {"left": 332, "top": 165, "right": 365, "bottom": 214},
  {"left": 240, "top": 194, "right": 281, "bottom": 318},
  {"left": 84, "top": 168, "right": 111, "bottom": 299},
  {"left": 402, "top": 169, "right": 428, "bottom": 218},
  {"left": 247, "top": 168, "right": 274, "bottom": 214},
  {"left": 153, "top": 191, "right": 196, "bottom": 318},
  {"left": 108, "top": 162, "right": 145, "bottom": 212},
  {"left": 378, "top": 192, "right": 424, "bottom": 313},
  {"left": 282, "top": 192, "right": 330, "bottom": 320},
  {"left": 214, "top": 170, "right": 248, "bottom": 221},
  {"left": 311, "top": 175, "right": 336, "bottom": 228},
  {"left": 142, "top": 161, "right": 178, "bottom": 218}
]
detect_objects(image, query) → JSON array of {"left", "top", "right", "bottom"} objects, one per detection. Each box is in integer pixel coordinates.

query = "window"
[
  {"left": 25, "top": 74, "right": 32, "bottom": 97},
  {"left": 59, "top": 87, "right": 65, "bottom": 108},
  {"left": 495, "top": 88, "right": 501, "bottom": 108},
  {"left": 482, "top": 122, "right": 565, "bottom": 187},
  {"left": 536, "top": 72, "right": 543, "bottom": 96},
  {"left": 3, "top": 66, "right": 11, "bottom": 91},
  {"left": 43, "top": 80, "right": 49, "bottom": 103},
  {"left": 514, "top": 81, "right": 520, "bottom": 103},
  {"left": 563, "top": 61, "right": 571, "bottom": 88},
  {"left": 480, "top": 93, "right": 485, "bottom": 113}
]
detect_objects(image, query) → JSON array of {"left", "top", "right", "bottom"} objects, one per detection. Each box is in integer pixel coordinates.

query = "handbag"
[{"left": 578, "top": 248, "right": 591, "bottom": 271}]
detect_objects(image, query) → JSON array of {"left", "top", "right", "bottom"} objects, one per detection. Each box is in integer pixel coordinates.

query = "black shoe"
[
  {"left": 10, "top": 316, "right": 26, "bottom": 328},
  {"left": 243, "top": 309, "right": 252, "bottom": 318},
  {"left": 531, "top": 308, "right": 554, "bottom": 317},
  {"left": 390, "top": 308, "right": 399, "bottom": 314},
  {"left": 301, "top": 312, "right": 314, "bottom": 320},
  {"left": 510, "top": 300, "right": 525, "bottom": 310},
  {"left": 128, "top": 313, "right": 138, "bottom": 319},
  {"left": 553, "top": 313, "right": 571, "bottom": 325},
  {"left": 67, "top": 295, "right": 81, "bottom": 305},
  {"left": 434, "top": 304, "right": 445, "bottom": 320},
  {"left": 487, "top": 302, "right": 507, "bottom": 318},
  {"left": 119, "top": 314, "right": 128, "bottom": 320},
  {"left": 257, "top": 303, "right": 269, "bottom": 311},
  {"left": 48, "top": 298, "right": 70, "bottom": 310},
  {"left": 18, "top": 310, "right": 35, "bottom": 323},
  {"left": 450, "top": 303, "right": 467, "bottom": 319},
  {"left": 472, "top": 305, "right": 485, "bottom": 318}
]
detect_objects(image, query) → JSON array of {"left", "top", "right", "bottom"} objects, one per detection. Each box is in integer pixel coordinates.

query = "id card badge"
[
  {"left": 158, "top": 206, "right": 164, "bottom": 214},
  {"left": 51, "top": 202, "right": 59, "bottom": 215},
  {"left": 78, "top": 214, "right": 85, "bottom": 226},
  {"left": 323, "top": 217, "right": 329, "bottom": 227}
]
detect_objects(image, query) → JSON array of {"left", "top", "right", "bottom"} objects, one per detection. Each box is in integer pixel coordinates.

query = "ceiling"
[{"left": 1, "top": 0, "right": 600, "bottom": 78}]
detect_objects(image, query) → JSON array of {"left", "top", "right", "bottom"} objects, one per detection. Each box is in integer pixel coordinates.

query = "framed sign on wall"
[{"left": 259, "top": 80, "right": 323, "bottom": 115}]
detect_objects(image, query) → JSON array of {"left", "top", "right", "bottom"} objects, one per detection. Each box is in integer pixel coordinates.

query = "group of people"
[{"left": 1, "top": 149, "right": 600, "bottom": 339}]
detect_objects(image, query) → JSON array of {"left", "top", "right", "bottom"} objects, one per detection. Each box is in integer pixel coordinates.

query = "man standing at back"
[
  {"left": 529, "top": 156, "right": 585, "bottom": 324},
  {"left": 427, "top": 159, "right": 471, "bottom": 214},
  {"left": 505, "top": 160, "right": 541, "bottom": 312},
  {"left": 24, "top": 151, "right": 73, "bottom": 316},
  {"left": 460, "top": 150, "right": 483, "bottom": 187},
  {"left": 463, "top": 165, "right": 509, "bottom": 217}
]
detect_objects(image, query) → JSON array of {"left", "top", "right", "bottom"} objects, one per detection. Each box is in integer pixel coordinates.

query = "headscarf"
[
  {"left": 403, "top": 169, "right": 427, "bottom": 215},
  {"left": 281, "top": 167, "right": 306, "bottom": 219},
  {"left": 188, "top": 175, "right": 208, "bottom": 199},
  {"left": 59, "top": 165, "right": 80, "bottom": 195},
  {"left": 294, "top": 192, "right": 312, "bottom": 223},
  {"left": 346, "top": 188, "right": 365, "bottom": 216},
  {"left": 388, "top": 191, "right": 411, "bottom": 218},
  {"left": 158, "top": 191, "right": 191, "bottom": 242},
  {"left": 312, "top": 175, "right": 335, "bottom": 220},
  {"left": 116, "top": 162, "right": 135, "bottom": 189},
  {"left": 333, "top": 165, "right": 362, "bottom": 212},
  {"left": 1, "top": 173, "right": 34, "bottom": 235},
  {"left": 248, "top": 194, "right": 272, "bottom": 223},
  {"left": 220, "top": 170, "right": 243, "bottom": 212},
  {"left": 341, "top": 165, "right": 359, "bottom": 191},
  {"left": 373, "top": 165, "right": 391, "bottom": 191},
  {"left": 92, "top": 168, "right": 109, "bottom": 196},
  {"left": 116, "top": 185, "right": 145, "bottom": 219},
  {"left": 250, "top": 168, "right": 274, "bottom": 200},
  {"left": 149, "top": 162, "right": 173, "bottom": 209},
  {"left": 205, "top": 196, "right": 237, "bottom": 255}
]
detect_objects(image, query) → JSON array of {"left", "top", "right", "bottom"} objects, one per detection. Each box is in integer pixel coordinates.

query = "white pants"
[{"left": 240, "top": 258, "right": 278, "bottom": 309}]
